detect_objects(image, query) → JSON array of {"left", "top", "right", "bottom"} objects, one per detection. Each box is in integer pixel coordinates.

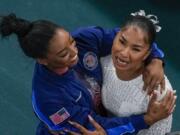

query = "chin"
[
  {"left": 112, "top": 59, "right": 129, "bottom": 71},
  {"left": 115, "top": 65, "right": 129, "bottom": 72}
]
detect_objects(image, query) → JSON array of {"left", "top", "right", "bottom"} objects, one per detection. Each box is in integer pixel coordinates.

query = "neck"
[{"left": 116, "top": 66, "right": 144, "bottom": 81}]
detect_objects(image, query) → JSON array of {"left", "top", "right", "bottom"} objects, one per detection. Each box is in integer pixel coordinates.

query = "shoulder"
[{"left": 71, "top": 26, "right": 104, "bottom": 38}]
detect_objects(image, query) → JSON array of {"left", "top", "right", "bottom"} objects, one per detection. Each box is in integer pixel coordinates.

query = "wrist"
[
  {"left": 151, "top": 58, "right": 163, "bottom": 65},
  {"left": 144, "top": 114, "right": 154, "bottom": 126}
]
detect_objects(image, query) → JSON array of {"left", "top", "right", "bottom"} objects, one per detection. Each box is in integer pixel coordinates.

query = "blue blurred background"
[{"left": 0, "top": 0, "right": 179, "bottom": 134}]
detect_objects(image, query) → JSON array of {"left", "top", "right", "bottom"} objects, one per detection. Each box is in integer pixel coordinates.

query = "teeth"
[
  {"left": 118, "top": 59, "right": 127, "bottom": 65},
  {"left": 116, "top": 57, "right": 128, "bottom": 65}
]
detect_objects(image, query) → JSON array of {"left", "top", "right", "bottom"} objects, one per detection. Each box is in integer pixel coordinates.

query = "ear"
[
  {"left": 37, "top": 58, "right": 48, "bottom": 66},
  {"left": 143, "top": 49, "right": 151, "bottom": 61}
]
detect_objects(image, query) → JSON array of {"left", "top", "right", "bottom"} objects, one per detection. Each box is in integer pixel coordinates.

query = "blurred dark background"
[{"left": 0, "top": 0, "right": 179, "bottom": 134}]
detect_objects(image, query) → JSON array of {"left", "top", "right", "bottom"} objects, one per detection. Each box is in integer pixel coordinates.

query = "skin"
[
  {"left": 37, "top": 27, "right": 176, "bottom": 135},
  {"left": 65, "top": 115, "right": 107, "bottom": 135},
  {"left": 112, "top": 25, "right": 165, "bottom": 94},
  {"left": 111, "top": 25, "right": 176, "bottom": 126},
  {"left": 112, "top": 25, "right": 151, "bottom": 81},
  {"left": 37, "top": 28, "right": 78, "bottom": 74},
  {"left": 143, "top": 59, "right": 165, "bottom": 94}
]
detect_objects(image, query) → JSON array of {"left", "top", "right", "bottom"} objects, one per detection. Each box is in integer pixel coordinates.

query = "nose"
[{"left": 120, "top": 47, "right": 129, "bottom": 58}]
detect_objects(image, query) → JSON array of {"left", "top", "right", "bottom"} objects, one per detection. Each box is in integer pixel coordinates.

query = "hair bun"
[
  {"left": 131, "top": 10, "right": 161, "bottom": 32},
  {"left": 0, "top": 13, "right": 31, "bottom": 37}
]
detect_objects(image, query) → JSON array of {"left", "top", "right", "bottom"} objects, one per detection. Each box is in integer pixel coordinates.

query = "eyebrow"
[
  {"left": 121, "top": 34, "right": 127, "bottom": 42},
  {"left": 133, "top": 44, "right": 144, "bottom": 48},
  {"left": 56, "top": 48, "right": 66, "bottom": 55},
  {"left": 121, "top": 34, "right": 143, "bottom": 48},
  {"left": 56, "top": 32, "right": 71, "bottom": 55}
]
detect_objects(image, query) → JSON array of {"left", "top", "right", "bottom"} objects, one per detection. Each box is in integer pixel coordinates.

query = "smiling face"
[
  {"left": 112, "top": 25, "right": 151, "bottom": 77},
  {"left": 38, "top": 28, "right": 78, "bottom": 72}
]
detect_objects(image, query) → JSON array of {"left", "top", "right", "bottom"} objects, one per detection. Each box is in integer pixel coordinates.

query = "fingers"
[
  {"left": 68, "top": 121, "right": 88, "bottom": 134},
  {"left": 150, "top": 77, "right": 158, "bottom": 90},
  {"left": 88, "top": 115, "right": 107, "bottom": 135},
  {"left": 168, "top": 97, "right": 176, "bottom": 114},
  {"left": 148, "top": 74, "right": 165, "bottom": 94},
  {"left": 161, "top": 90, "right": 172, "bottom": 104},
  {"left": 49, "top": 130, "right": 64, "bottom": 135},
  {"left": 149, "top": 91, "right": 158, "bottom": 106},
  {"left": 143, "top": 59, "right": 165, "bottom": 94},
  {"left": 169, "top": 104, "right": 176, "bottom": 114},
  {"left": 160, "top": 78, "right": 165, "bottom": 93},
  {"left": 88, "top": 115, "right": 103, "bottom": 131},
  {"left": 148, "top": 77, "right": 158, "bottom": 95},
  {"left": 148, "top": 76, "right": 165, "bottom": 94},
  {"left": 166, "top": 92, "right": 177, "bottom": 114},
  {"left": 146, "top": 76, "right": 164, "bottom": 95},
  {"left": 143, "top": 70, "right": 160, "bottom": 95},
  {"left": 161, "top": 91, "right": 177, "bottom": 114},
  {"left": 64, "top": 129, "right": 81, "bottom": 135},
  {"left": 67, "top": 116, "right": 106, "bottom": 135}
]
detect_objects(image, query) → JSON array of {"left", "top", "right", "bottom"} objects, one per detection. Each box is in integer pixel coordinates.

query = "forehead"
[
  {"left": 120, "top": 25, "right": 148, "bottom": 44},
  {"left": 48, "top": 29, "right": 70, "bottom": 53}
]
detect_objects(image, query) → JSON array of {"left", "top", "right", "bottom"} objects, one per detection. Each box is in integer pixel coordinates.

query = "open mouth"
[{"left": 115, "top": 56, "right": 129, "bottom": 67}]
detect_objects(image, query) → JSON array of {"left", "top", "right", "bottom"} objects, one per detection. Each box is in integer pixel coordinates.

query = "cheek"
[
  {"left": 112, "top": 42, "right": 120, "bottom": 54},
  {"left": 111, "top": 45, "right": 115, "bottom": 54},
  {"left": 56, "top": 57, "right": 68, "bottom": 65},
  {"left": 50, "top": 56, "right": 68, "bottom": 67},
  {"left": 111, "top": 45, "right": 117, "bottom": 59},
  {"left": 130, "top": 54, "right": 146, "bottom": 64}
]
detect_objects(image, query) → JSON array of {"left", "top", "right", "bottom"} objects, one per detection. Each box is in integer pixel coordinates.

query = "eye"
[
  {"left": 119, "top": 39, "right": 125, "bottom": 45},
  {"left": 59, "top": 51, "right": 69, "bottom": 57},
  {"left": 60, "top": 53, "right": 68, "bottom": 57},
  {"left": 132, "top": 48, "right": 141, "bottom": 52}
]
